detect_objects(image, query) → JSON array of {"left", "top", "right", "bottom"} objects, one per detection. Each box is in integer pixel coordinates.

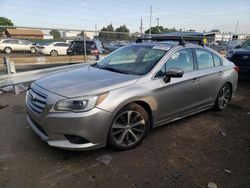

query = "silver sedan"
[{"left": 25, "top": 42, "right": 238, "bottom": 150}]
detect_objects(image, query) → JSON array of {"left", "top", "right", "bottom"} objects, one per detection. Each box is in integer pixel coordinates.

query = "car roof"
[{"left": 132, "top": 41, "right": 204, "bottom": 50}]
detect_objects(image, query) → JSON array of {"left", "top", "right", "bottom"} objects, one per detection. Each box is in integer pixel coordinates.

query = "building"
[{"left": 5, "top": 29, "right": 44, "bottom": 39}]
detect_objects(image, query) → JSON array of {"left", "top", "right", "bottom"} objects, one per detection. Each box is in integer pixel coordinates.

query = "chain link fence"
[{"left": 0, "top": 26, "right": 250, "bottom": 76}]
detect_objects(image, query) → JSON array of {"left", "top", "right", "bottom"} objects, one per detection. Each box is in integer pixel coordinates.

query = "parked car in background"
[
  {"left": 208, "top": 41, "right": 228, "bottom": 53},
  {"left": 106, "top": 43, "right": 125, "bottom": 52},
  {"left": 25, "top": 37, "right": 238, "bottom": 151},
  {"left": 67, "top": 39, "right": 108, "bottom": 55},
  {"left": 64, "top": 40, "right": 73, "bottom": 44},
  {"left": 37, "top": 42, "right": 70, "bottom": 56},
  {"left": 226, "top": 39, "right": 250, "bottom": 75},
  {"left": 0, "top": 39, "right": 36, "bottom": 54}
]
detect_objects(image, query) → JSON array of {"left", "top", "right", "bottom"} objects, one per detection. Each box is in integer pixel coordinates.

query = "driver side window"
[{"left": 156, "top": 48, "right": 194, "bottom": 77}]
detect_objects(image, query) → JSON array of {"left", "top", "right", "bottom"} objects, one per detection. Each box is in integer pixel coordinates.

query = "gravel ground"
[{"left": 0, "top": 80, "right": 250, "bottom": 188}]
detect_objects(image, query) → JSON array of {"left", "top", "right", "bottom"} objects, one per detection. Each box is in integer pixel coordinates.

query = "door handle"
[
  {"left": 191, "top": 78, "right": 199, "bottom": 84},
  {"left": 218, "top": 71, "right": 223, "bottom": 76}
]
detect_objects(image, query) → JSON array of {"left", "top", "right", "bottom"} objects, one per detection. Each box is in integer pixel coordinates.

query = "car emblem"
[
  {"left": 243, "top": 56, "right": 249, "bottom": 60},
  {"left": 30, "top": 94, "right": 36, "bottom": 101}
]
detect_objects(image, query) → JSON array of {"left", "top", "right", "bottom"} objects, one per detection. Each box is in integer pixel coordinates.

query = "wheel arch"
[{"left": 108, "top": 98, "right": 156, "bottom": 131}]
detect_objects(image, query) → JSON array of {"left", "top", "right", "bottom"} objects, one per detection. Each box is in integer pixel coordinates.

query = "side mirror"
[
  {"left": 164, "top": 68, "right": 184, "bottom": 83},
  {"left": 235, "top": 45, "right": 241, "bottom": 49}
]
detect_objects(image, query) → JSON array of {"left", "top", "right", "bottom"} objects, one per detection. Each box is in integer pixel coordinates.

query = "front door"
[{"left": 152, "top": 48, "right": 200, "bottom": 124}]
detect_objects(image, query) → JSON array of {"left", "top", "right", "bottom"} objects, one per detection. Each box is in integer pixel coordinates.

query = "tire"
[
  {"left": 30, "top": 47, "right": 36, "bottom": 54},
  {"left": 50, "top": 50, "right": 58, "bottom": 56},
  {"left": 4, "top": 47, "right": 12, "bottom": 54},
  {"left": 215, "top": 83, "right": 232, "bottom": 110},
  {"left": 107, "top": 103, "right": 150, "bottom": 150}
]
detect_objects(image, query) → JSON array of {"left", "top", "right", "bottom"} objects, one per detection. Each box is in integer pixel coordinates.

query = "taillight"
[
  {"left": 234, "top": 66, "right": 239, "bottom": 73},
  {"left": 91, "top": 50, "right": 99, "bottom": 55}
]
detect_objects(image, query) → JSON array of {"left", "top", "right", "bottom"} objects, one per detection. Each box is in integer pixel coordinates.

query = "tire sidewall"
[
  {"left": 50, "top": 50, "right": 58, "bottom": 56},
  {"left": 30, "top": 47, "right": 36, "bottom": 54},
  {"left": 4, "top": 47, "right": 12, "bottom": 54},
  {"left": 107, "top": 103, "right": 150, "bottom": 150},
  {"left": 215, "top": 83, "right": 232, "bottom": 110}
]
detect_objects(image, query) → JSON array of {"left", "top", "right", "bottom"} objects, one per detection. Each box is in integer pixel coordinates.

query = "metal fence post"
[
  {"left": 4, "top": 57, "right": 20, "bottom": 94},
  {"left": 83, "top": 31, "right": 87, "bottom": 62}
]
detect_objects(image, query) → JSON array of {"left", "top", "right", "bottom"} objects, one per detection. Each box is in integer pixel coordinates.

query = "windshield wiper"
[{"left": 100, "top": 66, "right": 128, "bottom": 74}]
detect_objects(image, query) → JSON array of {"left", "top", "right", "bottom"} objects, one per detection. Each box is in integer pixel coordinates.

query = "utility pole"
[
  {"left": 156, "top": 18, "right": 159, "bottom": 27},
  {"left": 140, "top": 17, "right": 143, "bottom": 37},
  {"left": 149, "top": 5, "right": 152, "bottom": 37},
  {"left": 95, "top": 24, "right": 97, "bottom": 37},
  {"left": 234, "top": 20, "right": 238, "bottom": 35}
]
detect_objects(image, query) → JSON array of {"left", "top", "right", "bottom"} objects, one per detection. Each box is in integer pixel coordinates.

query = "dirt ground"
[{"left": 0, "top": 80, "right": 250, "bottom": 188}]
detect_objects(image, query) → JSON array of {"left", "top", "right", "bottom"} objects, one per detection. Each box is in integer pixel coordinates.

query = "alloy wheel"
[
  {"left": 218, "top": 85, "right": 231, "bottom": 109},
  {"left": 111, "top": 110, "right": 146, "bottom": 147}
]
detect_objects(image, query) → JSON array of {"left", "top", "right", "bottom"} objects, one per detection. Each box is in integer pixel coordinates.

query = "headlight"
[{"left": 54, "top": 93, "right": 108, "bottom": 112}]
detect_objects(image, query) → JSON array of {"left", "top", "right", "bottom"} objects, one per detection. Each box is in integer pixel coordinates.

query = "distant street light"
[{"left": 156, "top": 18, "right": 159, "bottom": 26}]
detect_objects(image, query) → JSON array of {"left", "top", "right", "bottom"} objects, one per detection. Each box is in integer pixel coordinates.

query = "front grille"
[{"left": 27, "top": 87, "right": 47, "bottom": 115}]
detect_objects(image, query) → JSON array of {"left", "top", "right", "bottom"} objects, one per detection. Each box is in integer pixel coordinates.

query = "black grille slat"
[
  {"left": 27, "top": 87, "right": 47, "bottom": 115},
  {"left": 30, "top": 116, "right": 48, "bottom": 137},
  {"left": 27, "top": 100, "right": 43, "bottom": 114},
  {"left": 29, "top": 90, "right": 47, "bottom": 103}
]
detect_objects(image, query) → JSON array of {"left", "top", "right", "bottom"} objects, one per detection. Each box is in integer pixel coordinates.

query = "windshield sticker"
[{"left": 152, "top": 46, "right": 170, "bottom": 51}]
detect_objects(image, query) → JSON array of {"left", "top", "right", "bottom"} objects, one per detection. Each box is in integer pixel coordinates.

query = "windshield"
[
  {"left": 241, "top": 40, "right": 250, "bottom": 50},
  {"left": 95, "top": 45, "right": 167, "bottom": 75}
]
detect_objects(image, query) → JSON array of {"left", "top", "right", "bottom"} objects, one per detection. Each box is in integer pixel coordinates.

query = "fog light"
[{"left": 64, "top": 135, "right": 90, "bottom": 144}]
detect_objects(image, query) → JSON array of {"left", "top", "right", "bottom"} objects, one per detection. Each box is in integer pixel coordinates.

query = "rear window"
[
  {"left": 70, "top": 41, "right": 83, "bottom": 47},
  {"left": 195, "top": 49, "right": 214, "bottom": 70},
  {"left": 212, "top": 54, "right": 222, "bottom": 66},
  {"left": 86, "top": 41, "right": 96, "bottom": 49},
  {"left": 3, "top": 40, "right": 18, "bottom": 44}
]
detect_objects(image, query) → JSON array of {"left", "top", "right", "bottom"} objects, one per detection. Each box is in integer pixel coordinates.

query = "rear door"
[
  {"left": 19, "top": 40, "right": 31, "bottom": 51},
  {"left": 8, "top": 40, "right": 20, "bottom": 51},
  {"left": 194, "top": 48, "right": 224, "bottom": 105},
  {"left": 54, "top": 43, "right": 70, "bottom": 55}
]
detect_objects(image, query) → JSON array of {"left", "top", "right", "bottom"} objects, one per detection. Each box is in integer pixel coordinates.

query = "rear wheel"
[
  {"left": 215, "top": 83, "right": 232, "bottom": 110},
  {"left": 108, "top": 103, "right": 150, "bottom": 150},
  {"left": 30, "top": 47, "right": 36, "bottom": 54},
  {"left": 50, "top": 50, "right": 58, "bottom": 56},
  {"left": 4, "top": 47, "right": 12, "bottom": 54}
]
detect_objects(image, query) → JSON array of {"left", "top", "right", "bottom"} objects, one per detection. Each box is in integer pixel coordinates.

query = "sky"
[{"left": 0, "top": 0, "right": 249, "bottom": 33}]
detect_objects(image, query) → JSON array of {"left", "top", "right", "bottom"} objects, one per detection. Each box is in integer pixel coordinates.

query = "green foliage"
[
  {"left": 115, "top": 25, "right": 130, "bottom": 40},
  {"left": 99, "top": 24, "right": 131, "bottom": 42},
  {"left": 49, "top": 29, "right": 61, "bottom": 40},
  {"left": 99, "top": 24, "right": 116, "bottom": 41},
  {"left": 115, "top": 25, "right": 129, "bottom": 33},
  {"left": 144, "top": 26, "right": 177, "bottom": 34},
  {"left": 0, "top": 17, "right": 14, "bottom": 32}
]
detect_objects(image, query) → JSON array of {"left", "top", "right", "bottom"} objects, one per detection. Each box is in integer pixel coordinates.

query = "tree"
[
  {"left": 98, "top": 24, "right": 116, "bottom": 42},
  {"left": 144, "top": 26, "right": 177, "bottom": 34},
  {"left": 49, "top": 29, "right": 61, "bottom": 40},
  {"left": 115, "top": 25, "right": 130, "bottom": 40},
  {"left": 115, "top": 25, "right": 129, "bottom": 33},
  {"left": 0, "top": 17, "right": 14, "bottom": 32}
]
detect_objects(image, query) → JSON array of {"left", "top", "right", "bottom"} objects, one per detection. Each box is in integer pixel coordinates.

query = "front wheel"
[
  {"left": 215, "top": 83, "right": 232, "bottom": 110},
  {"left": 107, "top": 103, "right": 150, "bottom": 150}
]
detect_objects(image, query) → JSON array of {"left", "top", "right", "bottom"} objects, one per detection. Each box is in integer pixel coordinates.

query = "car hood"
[
  {"left": 231, "top": 48, "right": 250, "bottom": 55},
  {"left": 35, "top": 65, "right": 140, "bottom": 98}
]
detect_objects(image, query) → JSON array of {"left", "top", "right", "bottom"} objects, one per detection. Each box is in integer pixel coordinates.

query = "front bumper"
[{"left": 25, "top": 85, "right": 112, "bottom": 150}]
